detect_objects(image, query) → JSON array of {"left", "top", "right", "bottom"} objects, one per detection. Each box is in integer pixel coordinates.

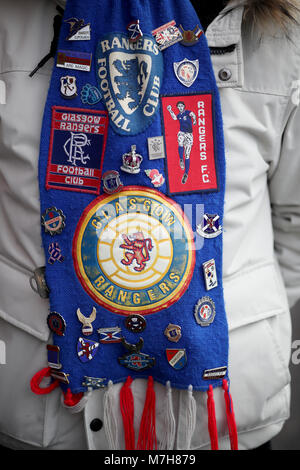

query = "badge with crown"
[{"left": 120, "top": 145, "right": 143, "bottom": 174}]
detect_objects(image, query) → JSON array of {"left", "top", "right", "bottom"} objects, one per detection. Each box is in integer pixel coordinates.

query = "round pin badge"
[
  {"left": 47, "top": 312, "right": 66, "bottom": 336},
  {"left": 41, "top": 207, "right": 66, "bottom": 236},
  {"left": 125, "top": 314, "right": 147, "bottom": 333},
  {"left": 194, "top": 296, "right": 216, "bottom": 327}
]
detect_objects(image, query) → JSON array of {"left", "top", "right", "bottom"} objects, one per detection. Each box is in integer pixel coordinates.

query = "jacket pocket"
[{"left": 223, "top": 261, "right": 291, "bottom": 433}]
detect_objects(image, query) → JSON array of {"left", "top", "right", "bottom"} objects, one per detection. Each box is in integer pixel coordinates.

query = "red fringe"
[
  {"left": 136, "top": 376, "right": 157, "bottom": 450},
  {"left": 63, "top": 388, "right": 84, "bottom": 407},
  {"left": 30, "top": 367, "right": 60, "bottom": 395},
  {"left": 207, "top": 385, "right": 219, "bottom": 450},
  {"left": 222, "top": 379, "right": 238, "bottom": 450},
  {"left": 120, "top": 376, "right": 135, "bottom": 450}
]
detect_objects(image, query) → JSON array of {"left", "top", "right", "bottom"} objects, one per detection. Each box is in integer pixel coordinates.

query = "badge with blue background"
[{"left": 96, "top": 33, "right": 163, "bottom": 135}]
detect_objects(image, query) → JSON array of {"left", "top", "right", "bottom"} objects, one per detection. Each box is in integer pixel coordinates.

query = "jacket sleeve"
[{"left": 269, "top": 80, "right": 300, "bottom": 309}]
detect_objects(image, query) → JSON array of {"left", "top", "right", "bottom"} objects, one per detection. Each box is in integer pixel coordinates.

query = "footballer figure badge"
[{"left": 60, "top": 76, "right": 78, "bottom": 99}]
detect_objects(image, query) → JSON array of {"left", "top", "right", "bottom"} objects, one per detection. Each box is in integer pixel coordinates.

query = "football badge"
[
  {"left": 81, "top": 83, "right": 102, "bottom": 105},
  {"left": 76, "top": 307, "right": 97, "bottom": 336},
  {"left": 60, "top": 76, "right": 77, "bottom": 99},
  {"left": 96, "top": 33, "right": 163, "bottom": 135},
  {"left": 152, "top": 20, "right": 183, "bottom": 51},
  {"left": 179, "top": 25, "right": 203, "bottom": 46},
  {"left": 197, "top": 214, "right": 222, "bottom": 239},
  {"left": 102, "top": 170, "right": 123, "bottom": 194},
  {"left": 166, "top": 349, "right": 187, "bottom": 370},
  {"left": 41, "top": 207, "right": 66, "bottom": 235},
  {"left": 64, "top": 18, "right": 91, "bottom": 41},
  {"left": 173, "top": 59, "right": 199, "bottom": 88},
  {"left": 194, "top": 296, "right": 216, "bottom": 327},
  {"left": 145, "top": 169, "right": 165, "bottom": 187},
  {"left": 97, "top": 326, "right": 122, "bottom": 343},
  {"left": 127, "top": 19, "right": 143, "bottom": 42},
  {"left": 203, "top": 259, "right": 218, "bottom": 291},
  {"left": 47, "top": 312, "right": 66, "bottom": 336},
  {"left": 164, "top": 324, "right": 182, "bottom": 343},
  {"left": 77, "top": 337, "right": 99, "bottom": 362}
]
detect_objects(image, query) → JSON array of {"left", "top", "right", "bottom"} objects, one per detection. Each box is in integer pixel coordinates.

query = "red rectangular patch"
[
  {"left": 46, "top": 106, "right": 108, "bottom": 195},
  {"left": 161, "top": 93, "right": 218, "bottom": 195}
]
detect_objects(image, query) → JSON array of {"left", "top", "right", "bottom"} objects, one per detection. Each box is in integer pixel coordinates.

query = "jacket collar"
[{"left": 205, "top": 3, "right": 244, "bottom": 47}]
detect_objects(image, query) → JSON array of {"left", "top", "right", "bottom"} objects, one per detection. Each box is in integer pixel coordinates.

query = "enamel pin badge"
[
  {"left": 194, "top": 296, "right": 216, "bottom": 327},
  {"left": 64, "top": 18, "right": 91, "bottom": 41},
  {"left": 203, "top": 259, "right": 218, "bottom": 291},
  {"left": 60, "top": 76, "right": 78, "bottom": 99},
  {"left": 173, "top": 59, "right": 199, "bottom": 88},
  {"left": 77, "top": 307, "right": 97, "bottom": 336}
]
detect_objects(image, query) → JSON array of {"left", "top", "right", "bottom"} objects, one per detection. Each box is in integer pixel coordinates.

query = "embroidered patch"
[
  {"left": 161, "top": 93, "right": 218, "bottom": 195},
  {"left": 73, "top": 187, "right": 195, "bottom": 315},
  {"left": 173, "top": 59, "right": 199, "bottom": 88},
  {"left": 166, "top": 349, "right": 187, "bottom": 370},
  {"left": 46, "top": 106, "right": 108, "bottom": 194},
  {"left": 57, "top": 50, "right": 92, "bottom": 71},
  {"left": 64, "top": 18, "right": 91, "bottom": 41},
  {"left": 80, "top": 83, "right": 102, "bottom": 105},
  {"left": 96, "top": 33, "right": 163, "bottom": 135}
]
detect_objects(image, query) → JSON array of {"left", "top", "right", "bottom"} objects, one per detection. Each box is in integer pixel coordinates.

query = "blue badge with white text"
[{"left": 95, "top": 33, "right": 163, "bottom": 135}]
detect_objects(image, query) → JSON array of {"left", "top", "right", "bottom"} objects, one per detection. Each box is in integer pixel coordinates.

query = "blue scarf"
[{"left": 31, "top": 0, "right": 238, "bottom": 450}]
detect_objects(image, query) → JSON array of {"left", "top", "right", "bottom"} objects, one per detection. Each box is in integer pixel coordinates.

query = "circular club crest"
[
  {"left": 73, "top": 187, "right": 195, "bottom": 315},
  {"left": 194, "top": 296, "right": 216, "bottom": 326}
]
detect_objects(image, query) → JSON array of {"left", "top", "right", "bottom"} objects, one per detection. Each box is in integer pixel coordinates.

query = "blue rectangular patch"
[{"left": 46, "top": 106, "right": 108, "bottom": 194}]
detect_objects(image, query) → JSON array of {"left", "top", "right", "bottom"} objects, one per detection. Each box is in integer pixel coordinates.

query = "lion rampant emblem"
[
  {"left": 119, "top": 231, "right": 153, "bottom": 272},
  {"left": 113, "top": 58, "right": 149, "bottom": 110}
]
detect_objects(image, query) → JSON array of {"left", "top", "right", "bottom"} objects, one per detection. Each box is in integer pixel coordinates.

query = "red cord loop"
[{"left": 30, "top": 367, "right": 60, "bottom": 395}]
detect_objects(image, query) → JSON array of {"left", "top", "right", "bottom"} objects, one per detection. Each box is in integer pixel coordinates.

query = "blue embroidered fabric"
[{"left": 38, "top": 0, "right": 228, "bottom": 394}]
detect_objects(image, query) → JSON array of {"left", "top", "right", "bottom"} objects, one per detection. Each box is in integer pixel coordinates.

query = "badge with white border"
[
  {"left": 203, "top": 259, "right": 218, "bottom": 291},
  {"left": 173, "top": 59, "right": 199, "bottom": 88},
  {"left": 96, "top": 33, "right": 163, "bottom": 136},
  {"left": 73, "top": 187, "right": 195, "bottom": 316},
  {"left": 64, "top": 18, "right": 91, "bottom": 41},
  {"left": 166, "top": 349, "right": 187, "bottom": 370},
  {"left": 197, "top": 214, "right": 222, "bottom": 238},
  {"left": 194, "top": 296, "right": 216, "bottom": 326},
  {"left": 57, "top": 50, "right": 92, "bottom": 72},
  {"left": 147, "top": 136, "right": 165, "bottom": 160},
  {"left": 161, "top": 94, "right": 218, "bottom": 195},
  {"left": 151, "top": 20, "right": 183, "bottom": 51},
  {"left": 45, "top": 106, "right": 108, "bottom": 194},
  {"left": 145, "top": 169, "right": 165, "bottom": 188},
  {"left": 60, "top": 76, "right": 78, "bottom": 99}
]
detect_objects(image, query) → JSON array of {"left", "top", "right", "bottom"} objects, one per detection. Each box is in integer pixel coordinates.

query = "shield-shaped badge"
[
  {"left": 173, "top": 59, "right": 199, "bottom": 88},
  {"left": 166, "top": 349, "right": 187, "bottom": 370},
  {"left": 96, "top": 33, "right": 163, "bottom": 135},
  {"left": 77, "top": 337, "right": 99, "bottom": 362}
]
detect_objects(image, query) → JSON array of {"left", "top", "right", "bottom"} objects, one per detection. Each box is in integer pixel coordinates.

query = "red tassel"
[
  {"left": 136, "top": 376, "right": 157, "bottom": 450},
  {"left": 222, "top": 379, "right": 238, "bottom": 450},
  {"left": 30, "top": 367, "right": 60, "bottom": 395},
  {"left": 207, "top": 385, "right": 219, "bottom": 450},
  {"left": 63, "top": 388, "right": 84, "bottom": 407},
  {"left": 120, "top": 376, "right": 135, "bottom": 450}
]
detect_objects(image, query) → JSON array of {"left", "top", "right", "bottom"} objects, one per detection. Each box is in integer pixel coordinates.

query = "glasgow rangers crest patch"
[
  {"left": 96, "top": 33, "right": 163, "bottom": 135},
  {"left": 73, "top": 187, "right": 195, "bottom": 315}
]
